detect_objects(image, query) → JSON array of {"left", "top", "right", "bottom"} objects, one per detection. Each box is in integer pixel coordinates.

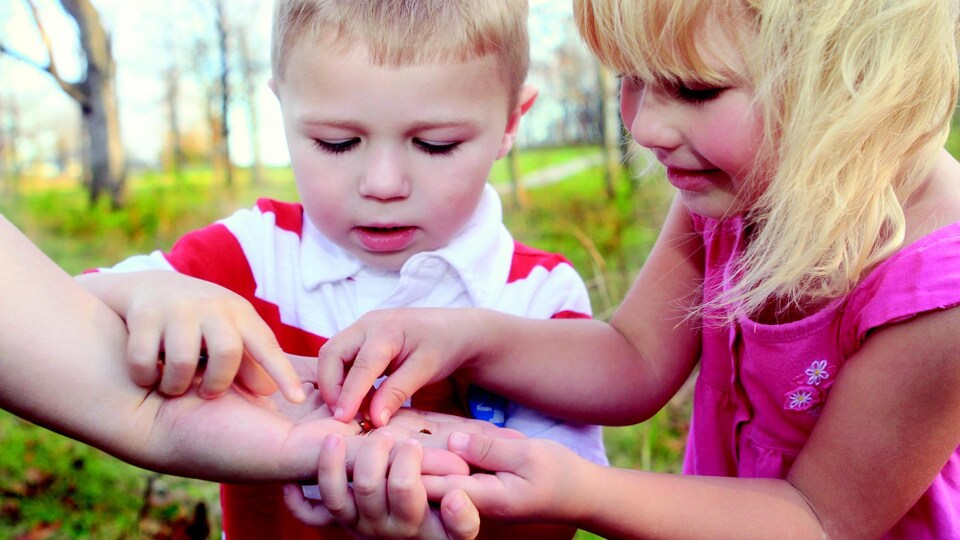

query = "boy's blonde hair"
[
  {"left": 272, "top": 0, "right": 529, "bottom": 107},
  {"left": 576, "top": 0, "right": 960, "bottom": 320}
]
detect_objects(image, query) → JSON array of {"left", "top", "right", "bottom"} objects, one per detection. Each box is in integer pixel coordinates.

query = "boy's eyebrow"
[{"left": 296, "top": 117, "right": 479, "bottom": 131}]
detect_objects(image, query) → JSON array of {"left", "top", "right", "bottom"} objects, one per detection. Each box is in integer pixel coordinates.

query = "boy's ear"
[{"left": 496, "top": 84, "right": 539, "bottom": 159}]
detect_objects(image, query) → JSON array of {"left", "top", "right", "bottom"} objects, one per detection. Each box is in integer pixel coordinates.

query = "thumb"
[
  {"left": 367, "top": 366, "right": 435, "bottom": 427},
  {"left": 447, "top": 431, "right": 521, "bottom": 472}
]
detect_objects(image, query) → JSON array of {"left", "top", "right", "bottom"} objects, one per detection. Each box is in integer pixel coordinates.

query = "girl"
[{"left": 318, "top": 0, "right": 960, "bottom": 537}]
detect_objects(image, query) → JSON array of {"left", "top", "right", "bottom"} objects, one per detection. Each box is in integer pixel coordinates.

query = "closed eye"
[
  {"left": 672, "top": 83, "right": 725, "bottom": 104},
  {"left": 313, "top": 138, "right": 360, "bottom": 154},
  {"left": 413, "top": 139, "right": 461, "bottom": 156}
]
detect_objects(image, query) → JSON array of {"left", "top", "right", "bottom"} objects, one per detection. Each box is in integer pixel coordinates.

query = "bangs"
[{"left": 574, "top": 0, "right": 749, "bottom": 85}]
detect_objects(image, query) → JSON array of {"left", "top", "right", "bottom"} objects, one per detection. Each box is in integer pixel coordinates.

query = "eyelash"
[
  {"left": 672, "top": 84, "right": 724, "bottom": 104},
  {"left": 413, "top": 139, "right": 460, "bottom": 156},
  {"left": 618, "top": 75, "right": 725, "bottom": 105},
  {"left": 311, "top": 138, "right": 461, "bottom": 156},
  {"left": 312, "top": 138, "right": 359, "bottom": 154}
]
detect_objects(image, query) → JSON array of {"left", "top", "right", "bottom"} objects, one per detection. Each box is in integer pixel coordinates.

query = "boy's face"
[{"left": 273, "top": 39, "right": 522, "bottom": 271}]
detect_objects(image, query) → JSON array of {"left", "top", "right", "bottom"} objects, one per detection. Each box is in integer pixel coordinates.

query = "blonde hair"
[
  {"left": 271, "top": 0, "right": 529, "bottom": 106},
  {"left": 576, "top": 0, "right": 960, "bottom": 320}
]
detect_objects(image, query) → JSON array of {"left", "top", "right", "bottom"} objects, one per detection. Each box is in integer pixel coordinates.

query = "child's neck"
[{"left": 903, "top": 149, "right": 960, "bottom": 246}]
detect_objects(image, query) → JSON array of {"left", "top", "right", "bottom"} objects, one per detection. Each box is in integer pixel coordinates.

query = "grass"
[{"left": 0, "top": 145, "right": 683, "bottom": 539}]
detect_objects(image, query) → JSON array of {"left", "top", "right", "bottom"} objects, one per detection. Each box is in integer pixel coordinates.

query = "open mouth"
[{"left": 354, "top": 226, "right": 417, "bottom": 252}]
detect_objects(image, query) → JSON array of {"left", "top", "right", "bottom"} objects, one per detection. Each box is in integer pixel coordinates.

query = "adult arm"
[{"left": 0, "top": 215, "right": 351, "bottom": 481}]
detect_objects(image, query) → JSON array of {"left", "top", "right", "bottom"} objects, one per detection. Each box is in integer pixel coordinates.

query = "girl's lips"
[
  {"left": 665, "top": 167, "right": 724, "bottom": 192},
  {"left": 354, "top": 226, "right": 418, "bottom": 252}
]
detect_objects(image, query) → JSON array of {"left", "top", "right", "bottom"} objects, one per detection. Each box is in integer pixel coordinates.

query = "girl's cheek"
[{"left": 619, "top": 87, "right": 640, "bottom": 138}]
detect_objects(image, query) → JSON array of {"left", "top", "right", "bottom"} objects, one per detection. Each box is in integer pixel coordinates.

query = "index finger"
[
  {"left": 242, "top": 329, "right": 306, "bottom": 403},
  {"left": 318, "top": 327, "right": 404, "bottom": 422}
]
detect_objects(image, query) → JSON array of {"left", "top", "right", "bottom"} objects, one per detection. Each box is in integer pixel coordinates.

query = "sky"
[{"left": 0, "top": 0, "right": 594, "bottom": 168}]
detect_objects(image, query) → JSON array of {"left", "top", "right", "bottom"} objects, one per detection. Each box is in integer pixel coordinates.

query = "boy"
[{"left": 79, "top": 0, "right": 607, "bottom": 538}]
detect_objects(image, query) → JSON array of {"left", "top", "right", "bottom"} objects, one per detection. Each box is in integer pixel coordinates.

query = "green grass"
[{"left": 0, "top": 146, "right": 680, "bottom": 539}]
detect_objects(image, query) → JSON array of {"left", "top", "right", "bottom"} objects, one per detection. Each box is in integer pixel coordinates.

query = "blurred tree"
[
  {"left": 162, "top": 62, "right": 187, "bottom": 182},
  {"left": 598, "top": 64, "right": 622, "bottom": 199},
  {"left": 0, "top": 0, "right": 126, "bottom": 208},
  {"left": 212, "top": 0, "right": 233, "bottom": 187},
  {"left": 507, "top": 146, "right": 527, "bottom": 209},
  {"left": 236, "top": 25, "right": 265, "bottom": 186},
  {"left": 0, "top": 93, "right": 22, "bottom": 198}
]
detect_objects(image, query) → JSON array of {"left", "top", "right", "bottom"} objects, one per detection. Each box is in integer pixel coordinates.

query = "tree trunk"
[
  {"left": 61, "top": 0, "right": 126, "bottom": 207},
  {"left": 507, "top": 146, "right": 527, "bottom": 209},
  {"left": 214, "top": 0, "right": 233, "bottom": 187},
  {"left": 237, "top": 28, "right": 263, "bottom": 186},
  {"left": 597, "top": 65, "right": 621, "bottom": 200}
]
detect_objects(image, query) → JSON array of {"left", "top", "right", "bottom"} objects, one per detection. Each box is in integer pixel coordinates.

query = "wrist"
[{"left": 457, "top": 308, "right": 501, "bottom": 378}]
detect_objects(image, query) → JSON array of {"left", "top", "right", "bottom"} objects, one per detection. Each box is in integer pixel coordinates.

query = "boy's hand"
[
  {"left": 80, "top": 271, "right": 304, "bottom": 402},
  {"left": 284, "top": 432, "right": 480, "bottom": 540},
  {"left": 317, "top": 308, "right": 475, "bottom": 426},
  {"left": 281, "top": 409, "right": 519, "bottom": 539}
]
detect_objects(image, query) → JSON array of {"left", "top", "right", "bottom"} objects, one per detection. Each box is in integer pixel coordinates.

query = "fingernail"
[
  {"left": 449, "top": 432, "right": 469, "bottom": 452},
  {"left": 323, "top": 434, "right": 340, "bottom": 449},
  {"left": 378, "top": 409, "right": 390, "bottom": 426},
  {"left": 448, "top": 490, "right": 467, "bottom": 513},
  {"left": 292, "top": 387, "right": 306, "bottom": 402},
  {"left": 404, "top": 438, "right": 421, "bottom": 448},
  {"left": 333, "top": 407, "right": 345, "bottom": 420}
]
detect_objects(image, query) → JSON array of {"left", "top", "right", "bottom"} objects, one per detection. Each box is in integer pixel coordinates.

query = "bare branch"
[{"left": 7, "top": 0, "right": 90, "bottom": 106}]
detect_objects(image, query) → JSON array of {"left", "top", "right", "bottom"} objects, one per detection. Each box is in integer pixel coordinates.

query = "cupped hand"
[
  {"left": 421, "top": 431, "right": 587, "bottom": 524},
  {"left": 283, "top": 432, "right": 481, "bottom": 540}
]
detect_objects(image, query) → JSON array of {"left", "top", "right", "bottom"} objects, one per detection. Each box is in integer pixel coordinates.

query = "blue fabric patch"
[{"left": 467, "top": 385, "right": 508, "bottom": 427}]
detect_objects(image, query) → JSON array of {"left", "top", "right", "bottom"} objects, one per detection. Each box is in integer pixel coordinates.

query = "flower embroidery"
[
  {"left": 784, "top": 359, "right": 836, "bottom": 415},
  {"left": 786, "top": 387, "right": 817, "bottom": 411},
  {"left": 805, "top": 360, "right": 830, "bottom": 385}
]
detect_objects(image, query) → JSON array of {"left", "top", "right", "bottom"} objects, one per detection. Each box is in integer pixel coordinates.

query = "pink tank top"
[{"left": 685, "top": 214, "right": 960, "bottom": 538}]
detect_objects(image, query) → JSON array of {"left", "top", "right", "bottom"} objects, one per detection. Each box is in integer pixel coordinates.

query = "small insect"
[
  {"left": 359, "top": 419, "right": 375, "bottom": 435},
  {"left": 419, "top": 428, "right": 432, "bottom": 435}
]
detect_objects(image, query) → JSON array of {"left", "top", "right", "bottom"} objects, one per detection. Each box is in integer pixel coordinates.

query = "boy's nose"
[{"left": 359, "top": 147, "right": 411, "bottom": 200}]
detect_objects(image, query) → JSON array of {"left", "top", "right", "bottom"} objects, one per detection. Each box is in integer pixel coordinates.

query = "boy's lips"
[{"left": 354, "top": 225, "right": 418, "bottom": 252}]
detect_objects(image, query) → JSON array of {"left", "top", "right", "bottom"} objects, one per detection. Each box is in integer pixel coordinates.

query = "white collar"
[{"left": 299, "top": 184, "right": 514, "bottom": 307}]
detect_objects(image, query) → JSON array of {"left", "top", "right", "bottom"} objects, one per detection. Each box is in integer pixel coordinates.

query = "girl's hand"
[
  {"left": 317, "top": 308, "right": 478, "bottom": 426},
  {"left": 422, "top": 432, "right": 586, "bottom": 524},
  {"left": 283, "top": 432, "right": 481, "bottom": 540},
  {"left": 117, "top": 271, "right": 303, "bottom": 401}
]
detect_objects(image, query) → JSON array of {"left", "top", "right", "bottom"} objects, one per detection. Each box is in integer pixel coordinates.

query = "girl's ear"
[
  {"left": 268, "top": 78, "right": 280, "bottom": 100},
  {"left": 496, "top": 84, "right": 539, "bottom": 159}
]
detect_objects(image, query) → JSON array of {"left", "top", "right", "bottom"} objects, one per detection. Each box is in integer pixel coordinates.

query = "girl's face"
[{"left": 619, "top": 29, "right": 764, "bottom": 219}]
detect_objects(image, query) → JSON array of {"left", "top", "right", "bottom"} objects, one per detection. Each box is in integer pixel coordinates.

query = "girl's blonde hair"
[
  {"left": 576, "top": 0, "right": 960, "bottom": 320},
  {"left": 271, "top": 0, "right": 529, "bottom": 107}
]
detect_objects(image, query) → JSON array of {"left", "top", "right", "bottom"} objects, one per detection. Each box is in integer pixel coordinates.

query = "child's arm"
[
  {"left": 77, "top": 269, "right": 304, "bottom": 402},
  {"left": 424, "top": 305, "right": 960, "bottom": 539},
  {"left": 321, "top": 196, "right": 704, "bottom": 427}
]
